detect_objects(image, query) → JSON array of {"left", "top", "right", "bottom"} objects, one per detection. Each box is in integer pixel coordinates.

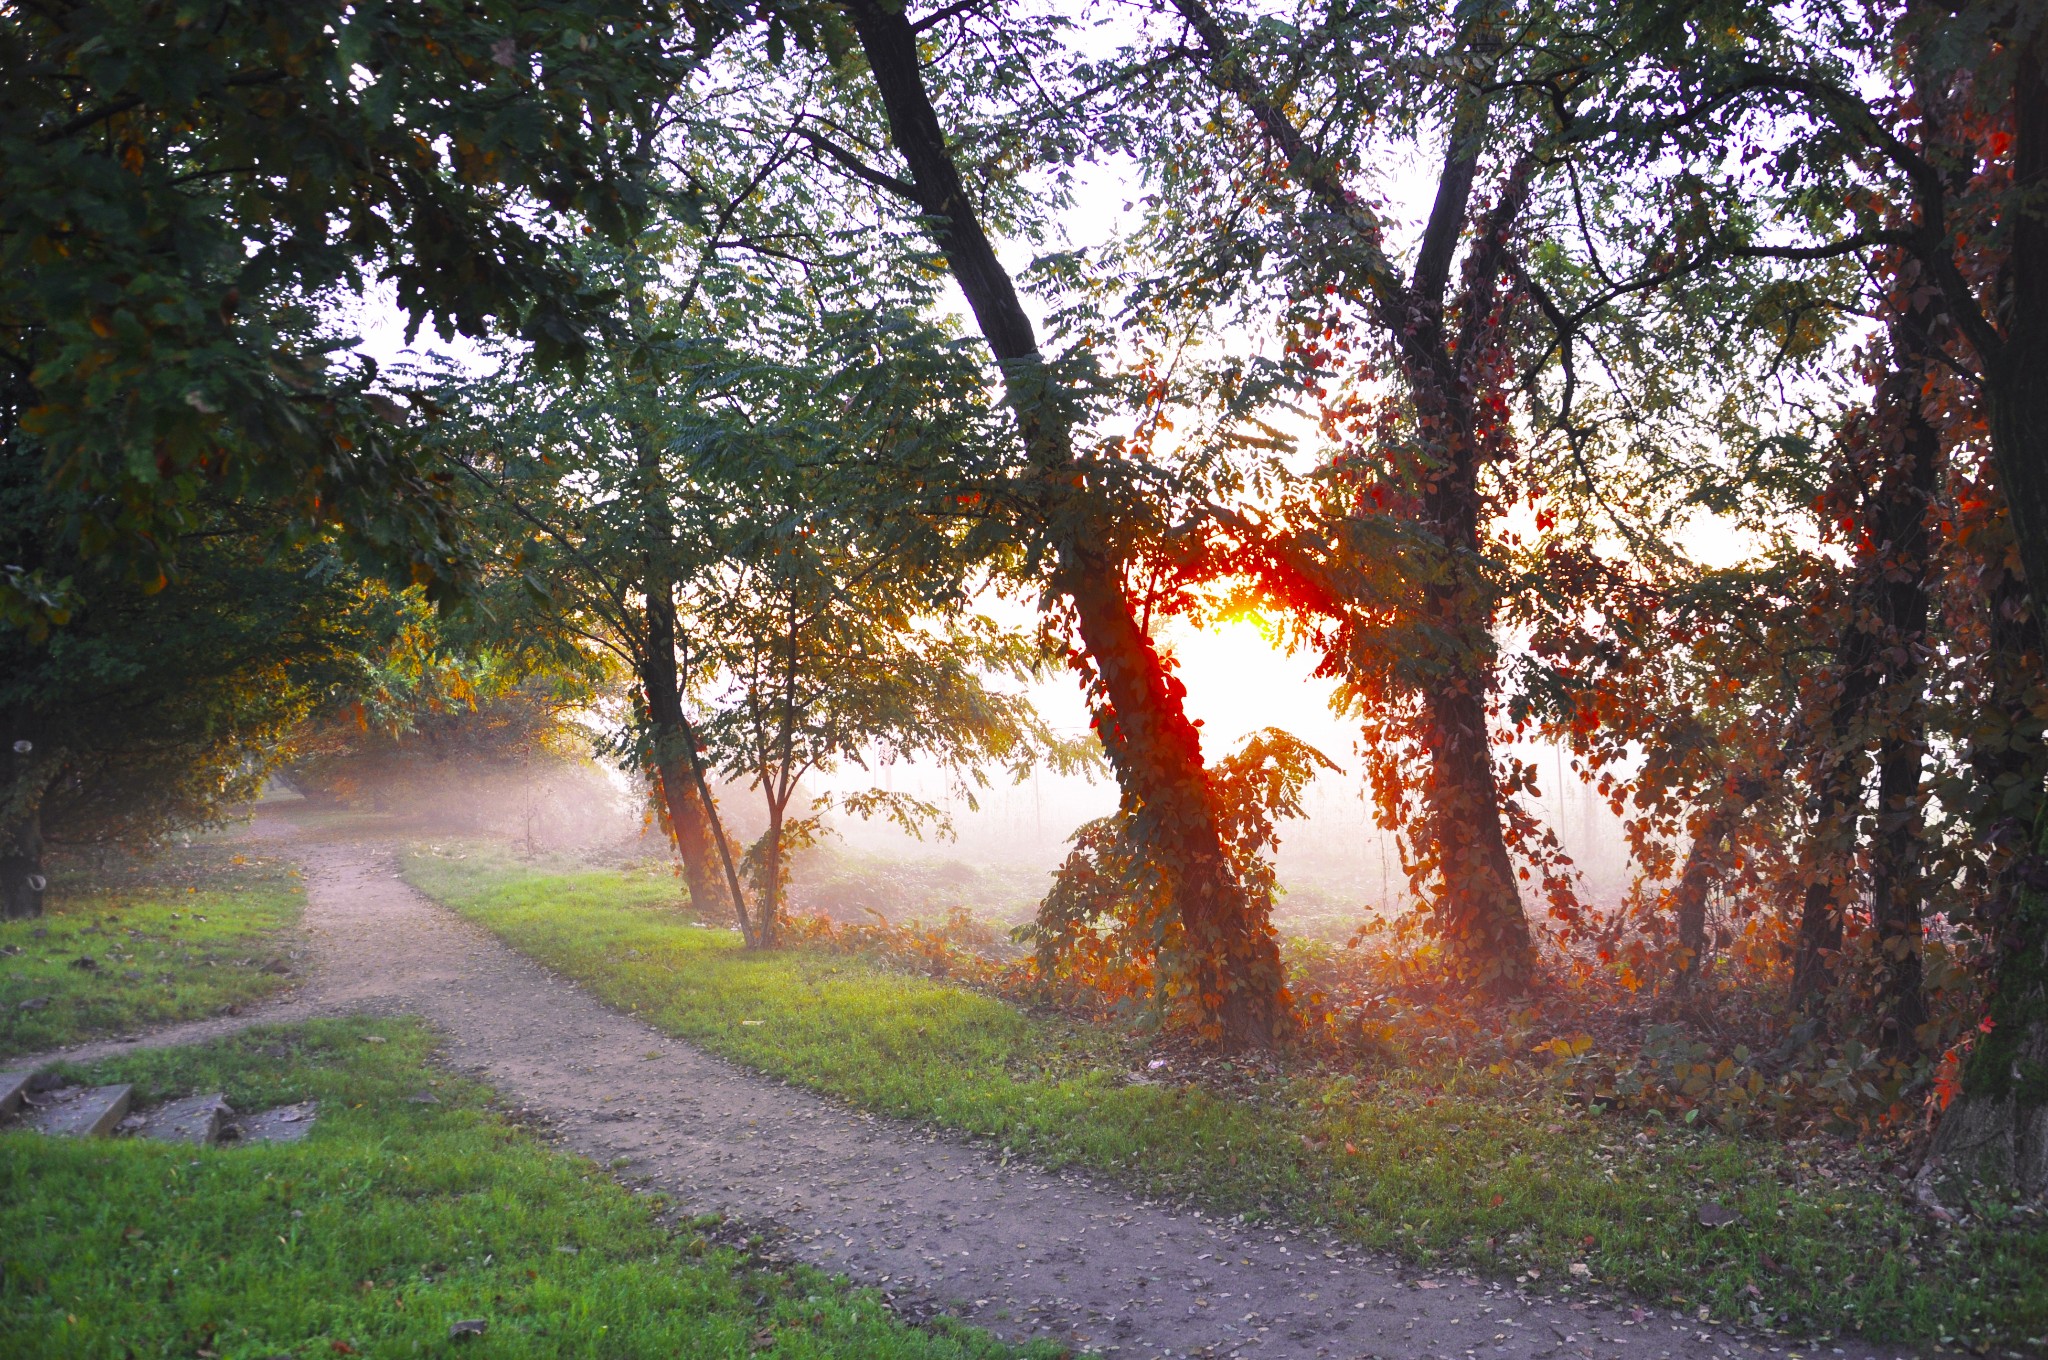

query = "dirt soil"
[{"left": 23, "top": 824, "right": 1911, "bottom": 1360}]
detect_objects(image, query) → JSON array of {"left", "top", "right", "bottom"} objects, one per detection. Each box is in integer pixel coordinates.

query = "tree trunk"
[
  {"left": 1924, "top": 810, "right": 2048, "bottom": 1201},
  {"left": 643, "top": 578, "right": 752, "bottom": 943},
  {"left": 1789, "top": 556, "right": 1885, "bottom": 1001},
  {"left": 1788, "top": 314, "right": 1942, "bottom": 1013},
  {"left": 1423, "top": 678, "right": 1532, "bottom": 990},
  {"left": 759, "top": 799, "right": 785, "bottom": 950},
  {"left": 1, "top": 721, "right": 42, "bottom": 920},
  {"left": 1923, "top": 25, "right": 2048, "bottom": 1196},
  {"left": 0, "top": 810, "right": 42, "bottom": 921},
  {"left": 1863, "top": 316, "right": 1942, "bottom": 1054},
  {"left": 654, "top": 757, "right": 724, "bottom": 916},
  {"left": 844, "top": 0, "right": 1285, "bottom": 1046}
]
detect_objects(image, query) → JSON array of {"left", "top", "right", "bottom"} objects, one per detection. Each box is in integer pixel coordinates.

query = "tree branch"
[{"left": 791, "top": 124, "right": 921, "bottom": 203}]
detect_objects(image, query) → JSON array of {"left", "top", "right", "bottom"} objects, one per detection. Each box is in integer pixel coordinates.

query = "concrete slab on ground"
[
  {"left": 233, "top": 1100, "right": 316, "bottom": 1143},
  {"left": 20, "top": 1083, "right": 131, "bottom": 1137},
  {"left": 136, "top": 1092, "right": 234, "bottom": 1144}
]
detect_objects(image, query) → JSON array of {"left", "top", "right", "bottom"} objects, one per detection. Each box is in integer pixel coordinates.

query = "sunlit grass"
[
  {"left": 403, "top": 842, "right": 2047, "bottom": 1352},
  {"left": 1, "top": 1017, "right": 1047, "bottom": 1360},
  {"left": 0, "top": 846, "right": 301, "bottom": 1060}
]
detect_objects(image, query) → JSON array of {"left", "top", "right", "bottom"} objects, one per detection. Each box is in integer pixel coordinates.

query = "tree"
[
  {"left": 693, "top": 533, "right": 1071, "bottom": 948},
  {"left": 820, "top": 0, "right": 1293, "bottom": 1046},
  {"left": 1484, "top": 0, "right": 2048, "bottom": 1199},
  {"left": 3, "top": 0, "right": 700, "bottom": 914},
  {"left": 0, "top": 0, "right": 687, "bottom": 623},
  {"left": 455, "top": 216, "right": 1068, "bottom": 942},
  {"left": 0, "top": 467, "right": 396, "bottom": 917},
  {"left": 1140, "top": 0, "right": 1552, "bottom": 993}
]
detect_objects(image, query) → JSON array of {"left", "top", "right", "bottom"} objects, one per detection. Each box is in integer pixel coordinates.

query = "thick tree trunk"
[
  {"left": 1412, "top": 384, "right": 1531, "bottom": 992},
  {"left": 1, "top": 723, "right": 42, "bottom": 920},
  {"left": 1863, "top": 318, "right": 1942, "bottom": 1053},
  {"left": 1925, "top": 808, "right": 2048, "bottom": 1201},
  {"left": 844, "top": 0, "right": 1285, "bottom": 1046},
  {"left": 1423, "top": 679, "right": 1531, "bottom": 990},
  {"left": 1064, "top": 557, "right": 1287, "bottom": 1045},
  {"left": 643, "top": 579, "right": 752, "bottom": 943},
  {"left": 1922, "top": 26, "right": 2048, "bottom": 1197},
  {"left": 1787, "top": 324, "right": 1947, "bottom": 1007},
  {"left": 1927, "top": 563, "right": 2048, "bottom": 1195},
  {"left": 632, "top": 421, "right": 751, "bottom": 941},
  {"left": 653, "top": 757, "right": 723, "bottom": 915}
]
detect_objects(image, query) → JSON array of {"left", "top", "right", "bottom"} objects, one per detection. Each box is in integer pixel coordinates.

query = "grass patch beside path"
[
  {"left": 1, "top": 845, "right": 301, "bottom": 1060},
  {"left": 1, "top": 1016, "right": 1044, "bottom": 1360},
  {"left": 404, "top": 844, "right": 2048, "bottom": 1354}
]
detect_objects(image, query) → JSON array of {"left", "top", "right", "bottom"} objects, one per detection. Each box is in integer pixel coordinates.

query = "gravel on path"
[{"left": 25, "top": 827, "right": 1912, "bottom": 1360}]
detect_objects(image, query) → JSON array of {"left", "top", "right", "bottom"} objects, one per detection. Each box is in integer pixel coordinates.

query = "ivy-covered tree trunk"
[
  {"left": 1790, "top": 316, "right": 1941, "bottom": 1011},
  {"left": 845, "top": 0, "right": 1286, "bottom": 1047},
  {"left": 1928, "top": 27, "right": 2048, "bottom": 1199},
  {"left": 1927, "top": 807, "right": 2048, "bottom": 1198},
  {"left": 1062, "top": 554, "right": 1287, "bottom": 1045},
  {"left": 1422, "top": 665, "right": 1531, "bottom": 991},
  {"left": 1789, "top": 636, "right": 1877, "bottom": 1001},
  {"left": 1863, "top": 318, "right": 1942, "bottom": 1053}
]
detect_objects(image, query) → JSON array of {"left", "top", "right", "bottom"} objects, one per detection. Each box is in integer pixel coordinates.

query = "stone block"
[
  {"left": 138, "top": 1093, "right": 235, "bottom": 1145},
  {"left": 21, "top": 1083, "right": 132, "bottom": 1137}
]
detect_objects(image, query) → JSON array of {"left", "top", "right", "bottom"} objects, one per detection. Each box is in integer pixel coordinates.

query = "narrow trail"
[{"left": 27, "top": 825, "right": 1907, "bottom": 1360}]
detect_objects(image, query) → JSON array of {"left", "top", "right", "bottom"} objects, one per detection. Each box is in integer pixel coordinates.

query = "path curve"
[{"left": 26, "top": 828, "right": 1907, "bottom": 1360}]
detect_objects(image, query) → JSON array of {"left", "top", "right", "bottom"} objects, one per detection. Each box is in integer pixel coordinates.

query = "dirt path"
[{"left": 29, "top": 829, "right": 1907, "bottom": 1360}]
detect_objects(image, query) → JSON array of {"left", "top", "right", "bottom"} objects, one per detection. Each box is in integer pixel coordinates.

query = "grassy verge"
[
  {"left": 403, "top": 843, "right": 2047, "bottom": 1353},
  {"left": 1, "top": 1016, "right": 1044, "bottom": 1360},
  {"left": 1, "top": 845, "right": 302, "bottom": 1060}
]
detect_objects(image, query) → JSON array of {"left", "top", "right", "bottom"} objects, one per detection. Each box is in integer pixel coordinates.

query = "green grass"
[
  {"left": 0, "top": 846, "right": 302, "bottom": 1060},
  {"left": 405, "top": 843, "right": 2048, "bottom": 1353},
  {"left": 0, "top": 1016, "right": 1046, "bottom": 1360}
]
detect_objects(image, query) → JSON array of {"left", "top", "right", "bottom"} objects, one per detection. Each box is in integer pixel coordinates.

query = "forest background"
[{"left": 5, "top": 0, "right": 2048, "bottom": 1217}]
